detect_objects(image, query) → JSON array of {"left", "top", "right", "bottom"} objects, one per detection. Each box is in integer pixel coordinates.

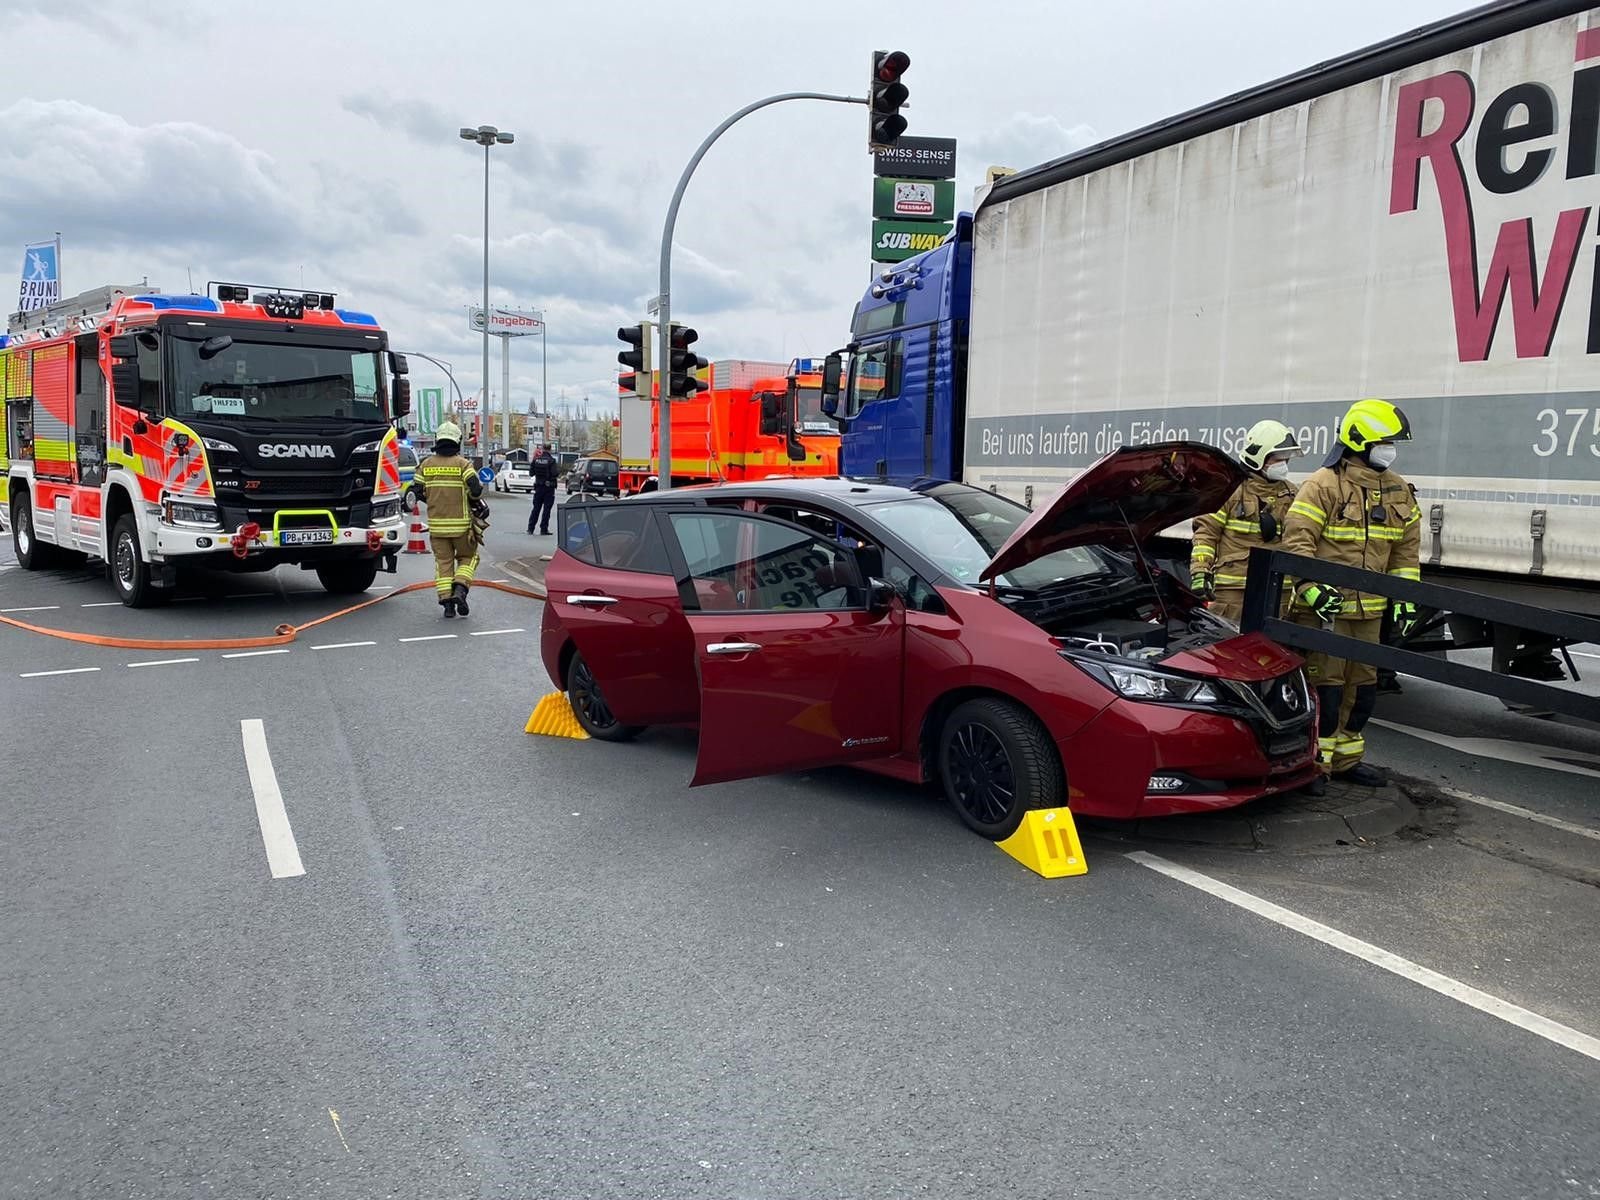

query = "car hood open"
[{"left": 981, "top": 441, "right": 1244, "bottom": 581}]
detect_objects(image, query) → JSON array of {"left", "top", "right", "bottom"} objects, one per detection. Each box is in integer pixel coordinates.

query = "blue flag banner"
[{"left": 19, "top": 240, "right": 60, "bottom": 312}]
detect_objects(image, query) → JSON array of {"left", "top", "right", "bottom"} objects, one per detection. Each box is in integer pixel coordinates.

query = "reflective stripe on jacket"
[
  {"left": 1282, "top": 459, "right": 1421, "bottom": 617},
  {"left": 1190, "top": 474, "right": 1297, "bottom": 591},
  {"left": 411, "top": 454, "right": 483, "bottom": 537}
]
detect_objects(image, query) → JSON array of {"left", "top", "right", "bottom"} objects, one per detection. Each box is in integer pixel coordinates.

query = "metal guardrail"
[{"left": 1238, "top": 548, "right": 1600, "bottom": 723}]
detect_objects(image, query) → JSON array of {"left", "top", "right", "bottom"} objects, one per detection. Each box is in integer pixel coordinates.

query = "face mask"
[
  {"left": 1263, "top": 461, "right": 1291, "bottom": 481},
  {"left": 1368, "top": 443, "right": 1398, "bottom": 470}
]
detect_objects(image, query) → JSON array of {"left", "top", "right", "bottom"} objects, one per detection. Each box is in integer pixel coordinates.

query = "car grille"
[{"left": 1248, "top": 671, "right": 1312, "bottom": 724}]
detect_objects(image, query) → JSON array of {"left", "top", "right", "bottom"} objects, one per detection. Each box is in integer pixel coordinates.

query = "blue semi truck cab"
[{"left": 828, "top": 214, "right": 972, "bottom": 481}]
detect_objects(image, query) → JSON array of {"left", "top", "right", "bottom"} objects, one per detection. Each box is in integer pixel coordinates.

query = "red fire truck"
[{"left": 1, "top": 281, "right": 411, "bottom": 606}]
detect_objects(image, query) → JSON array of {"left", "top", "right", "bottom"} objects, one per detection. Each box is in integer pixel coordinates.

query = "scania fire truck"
[{"left": 1, "top": 281, "right": 411, "bottom": 606}]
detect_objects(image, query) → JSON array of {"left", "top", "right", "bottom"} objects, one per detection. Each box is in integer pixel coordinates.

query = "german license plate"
[{"left": 280, "top": 529, "right": 334, "bottom": 546}]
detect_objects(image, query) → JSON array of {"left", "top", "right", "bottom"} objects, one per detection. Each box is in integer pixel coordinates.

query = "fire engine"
[{"left": 1, "top": 281, "right": 411, "bottom": 606}]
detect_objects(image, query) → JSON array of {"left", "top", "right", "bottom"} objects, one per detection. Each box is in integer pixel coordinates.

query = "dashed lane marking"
[
  {"left": 19, "top": 666, "right": 101, "bottom": 678},
  {"left": 1437, "top": 785, "right": 1600, "bottom": 843},
  {"left": 81, "top": 601, "right": 123, "bottom": 608},
  {"left": 222, "top": 648, "right": 291, "bottom": 659},
  {"left": 469, "top": 628, "right": 525, "bottom": 637},
  {"left": 311, "top": 640, "right": 378, "bottom": 651},
  {"left": 1128, "top": 851, "right": 1600, "bottom": 1064},
  {"left": 2, "top": 605, "right": 60, "bottom": 613},
  {"left": 398, "top": 634, "right": 458, "bottom": 643},
  {"left": 128, "top": 657, "right": 200, "bottom": 669},
  {"left": 240, "top": 719, "right": 305, "bottom": 880}
]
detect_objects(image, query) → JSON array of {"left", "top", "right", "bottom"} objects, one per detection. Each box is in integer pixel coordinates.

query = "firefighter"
[
  {"left": 1282, "top": 399, "right": 1421, "bottom": 786},
  {"left": 1190, "top": 419, "right": 1303, "bottom": 623},
  {"left": 528, "top": 443, "right": 559, "bottom": 535},
  {"left": 405, "top": 421, "right": 486, "bottom": 618}
]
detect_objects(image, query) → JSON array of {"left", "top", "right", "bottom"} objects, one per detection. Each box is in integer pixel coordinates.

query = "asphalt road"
[{"left": 3, "top": 490, "right": 1597, "bottom": 1199}]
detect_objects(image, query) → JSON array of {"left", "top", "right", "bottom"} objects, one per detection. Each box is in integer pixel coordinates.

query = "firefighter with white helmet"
[
  {"left": 1190, "top": 419, "right": 1303, "bottom": 623},
  {"left": 1282, "top": 398, "right": 1421, "bottom": 786},
  {"left": 404, "top": 421, "right": 487, "bottom": 618}
]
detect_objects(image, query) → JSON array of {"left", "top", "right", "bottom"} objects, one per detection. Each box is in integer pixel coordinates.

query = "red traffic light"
[{"left": 875, "top": 50, "right": 910, "bottom": 82}]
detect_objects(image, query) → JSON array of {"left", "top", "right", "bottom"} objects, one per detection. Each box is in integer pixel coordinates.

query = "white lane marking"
[
  {"left": 312, "top": 640, "right": 377, "bottom": 651},
  {"left": 222, "top": 648, "right": 291, "bottom": 659},
  {"left": 372, "top": 585, "right": 395, "bottom": 591},
  {"left": 399, "top": 634, "right": 457, "bottom": 643},
  {"left": 2, "top": 605, "right": 60, "bottom": 613},
  {"left": 1437, "top": 785, "right": 1600, "bottom": 843},
  {"left": 469, "top": 627, "right": 525, "bottom": 637},
  {"left": 240, "top": 719, "right": 305, "bottom": 880},
  {"left": 19, "top": 666, "right": 100, "bottom": 678},
  {"left": 1571, "top": 651, "right": 1600, "bottom": 661},
  {"left": 128, "top": 657, "right": 200, "bottom": 669},
  {"left": 81, "top": 601, "right": 123, "bottom": 608},
  {"left": 1372, "top": 718, "right": 1600, "bottom": 781},
  {"left": 1127, "top": 851, "right": 1600, "bottom": 1064}
]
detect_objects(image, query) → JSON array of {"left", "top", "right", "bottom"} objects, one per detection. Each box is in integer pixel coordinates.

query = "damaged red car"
[{"left": 540, "top": 442, "right": 1320, "bottom": 839}]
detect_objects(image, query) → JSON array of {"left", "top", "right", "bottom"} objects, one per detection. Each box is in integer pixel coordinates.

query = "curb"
[{"left": 496, "top": 559, "right": 547, "bottom": 600}]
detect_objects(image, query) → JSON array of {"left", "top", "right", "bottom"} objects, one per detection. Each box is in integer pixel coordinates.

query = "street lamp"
[{"left": 460, "top": 122, "right": 514, "bottom": 464}]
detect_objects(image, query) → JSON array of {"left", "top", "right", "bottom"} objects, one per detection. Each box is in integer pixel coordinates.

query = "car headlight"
[
  {"left": 201, "top": 437, "right": 238, "bottom": 453},
  {"left": 1061, "top": 651, "right": 1223, "bottom": 705},
  {"left": 370, "top": 499, "right": 401, "bottom": 521},
  {"left": 164, "top": 500, "right": 221, "bottom": 527}
]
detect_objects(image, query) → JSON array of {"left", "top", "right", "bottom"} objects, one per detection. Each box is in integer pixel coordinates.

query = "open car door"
[{"left": 661, "top": 509, "right": 905, "bottom": 787}]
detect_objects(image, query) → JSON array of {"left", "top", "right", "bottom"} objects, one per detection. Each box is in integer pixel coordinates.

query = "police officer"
[
  {"left": 1191, "top": 419, "right": 1303, "bottom": 623},
  {"left": 1282, "top": 399, "right": 1421, "bottom": 786},
  {"left": 405, "top": 421, "right": 486, "bottom": 618},
  {"left": 528, "top": 443, "right": 559, "bottom": 535}
]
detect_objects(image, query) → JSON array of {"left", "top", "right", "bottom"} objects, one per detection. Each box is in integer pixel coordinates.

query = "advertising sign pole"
[{"left": 500, "top": 331, "right": 511, "bottom": 454}]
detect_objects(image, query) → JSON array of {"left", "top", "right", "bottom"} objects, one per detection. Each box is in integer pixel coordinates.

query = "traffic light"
[
  {"left": 666, "top": 324, "right": 708, "bottom": 401},
  {"left": 868, "top": 50, "right": 911, "bottom": 151},
  {"left": 617, "top": 323, "right": 652, "bottom": 398}
]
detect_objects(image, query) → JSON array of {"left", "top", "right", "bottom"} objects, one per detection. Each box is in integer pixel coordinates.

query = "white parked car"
[{"left": 495, "top": 459, "right": 535, "bottom": 493}]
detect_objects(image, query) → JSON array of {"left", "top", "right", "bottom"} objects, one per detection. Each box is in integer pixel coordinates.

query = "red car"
[{"left": 540, "top": 442, "right": 1320, "bottom": 839}]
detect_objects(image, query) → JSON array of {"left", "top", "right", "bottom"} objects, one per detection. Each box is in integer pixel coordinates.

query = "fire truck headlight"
[
  {"left": 164, "top": 500, "right": 221, "bottom": 527},
  {"left": 370, "top": 499, "right": 401, "bottom": 522},
  {"left": 353, "top": 440, "right": 383, "bottom": 454},
  {"left": 201, "top": 438, "right": 238, "bottom": 454}
]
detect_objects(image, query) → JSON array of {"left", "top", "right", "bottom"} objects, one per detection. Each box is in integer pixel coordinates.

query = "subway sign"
[{"left": 871, "top": 219, "right": 954, "bottom": 264}]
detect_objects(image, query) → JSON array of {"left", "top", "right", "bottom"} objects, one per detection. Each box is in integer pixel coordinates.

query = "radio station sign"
[
  {"left": 469, "top": 306, "right": 544, "bottom": 337},
  {"left": 873, "top": 178, "right": 954, "bottom": 221},
  {"left": 872, "top": 136, "right": 957, "bottom": 180}
]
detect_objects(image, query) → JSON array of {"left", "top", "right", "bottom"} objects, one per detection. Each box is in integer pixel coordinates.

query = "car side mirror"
[
  {"left": 866, "top": 577, "right": 897, "bottom": 614},
  {"left": 393, "top": 378, "right": 412, "bottom": 417}
]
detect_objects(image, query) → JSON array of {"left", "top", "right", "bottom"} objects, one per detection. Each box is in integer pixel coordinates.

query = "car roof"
[{"left": 618, "top": 475, "right": 961, "bottom": 508}]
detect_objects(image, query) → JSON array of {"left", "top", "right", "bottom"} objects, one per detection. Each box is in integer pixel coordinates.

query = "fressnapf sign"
[
  {"left": 873, "top": 136, "right": 956, "bottom": 180},
  {"left": 469, "top": 306, "right": 545, "bottom": 337}
]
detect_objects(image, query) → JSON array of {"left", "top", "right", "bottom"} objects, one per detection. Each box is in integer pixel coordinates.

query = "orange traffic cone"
[{"left": 405, "top": 516, "right": 429, "bottom": 555}]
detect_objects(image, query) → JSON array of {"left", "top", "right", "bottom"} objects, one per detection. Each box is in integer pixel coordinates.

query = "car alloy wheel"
[
  {"left": 937, "top": 697, "right": 1062, "bottom": 839},
  {"left": 566, "top": 651, "right": 641, "bottom": 742}
]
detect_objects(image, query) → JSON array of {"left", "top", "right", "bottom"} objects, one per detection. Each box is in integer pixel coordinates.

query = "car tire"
[
  {"left": 315, "top": 558, "right": 379, "bottom": 596},
  {"left": 109, "top": 513, "right": 162, "bottom": 608},
  {"left": 937, "top": 698, "right": 1063, "bottom": 840},
  {"left": 567, "top": 650, "right": 642, "bottom": 742}
]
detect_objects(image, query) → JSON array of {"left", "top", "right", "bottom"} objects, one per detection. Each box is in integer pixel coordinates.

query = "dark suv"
[{"left": 566, "top": 457, "right": 621, "bottom": 497}]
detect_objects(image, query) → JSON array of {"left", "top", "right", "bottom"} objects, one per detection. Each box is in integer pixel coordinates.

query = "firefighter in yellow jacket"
[
  {"left": 404, "top": 422, "right": 487, "bottom": 619},
  {"left": 1191, "top": 420, "right": 1303, "bottom": 623},
  {"left": 1282, "top": 399, "right": 1421, "bottom": 786}
]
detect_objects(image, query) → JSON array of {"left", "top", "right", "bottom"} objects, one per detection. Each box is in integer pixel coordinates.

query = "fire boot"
[
  {"left": 441, "top": 595, "right": 457, "bottom": 619},
  {"left": 452, "top": 582, "right": 470, "bottom": 617}
]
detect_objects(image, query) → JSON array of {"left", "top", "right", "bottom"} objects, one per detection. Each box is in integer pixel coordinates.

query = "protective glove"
[
  {"left": 1391, "top": 599, "right": 1420, "bottom": 636},
  {"left": 1298, "top": 582, "right": 1344, "bottom": 621},
  {"left": 1190, "top": 569, "right": 1215, "bottom": 600}
]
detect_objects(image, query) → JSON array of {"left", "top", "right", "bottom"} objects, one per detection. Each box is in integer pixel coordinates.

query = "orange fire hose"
[{"left": 0, "top": 579, "right": 547, "bottom": 652}]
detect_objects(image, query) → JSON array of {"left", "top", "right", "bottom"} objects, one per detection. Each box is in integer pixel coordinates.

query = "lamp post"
[{"left": 459, "top": 122, "right": 515, "bottom": 465}]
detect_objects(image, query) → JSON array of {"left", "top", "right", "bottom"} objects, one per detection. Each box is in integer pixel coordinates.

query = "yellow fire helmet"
[
  {"left": 435, "top": 420, "right": 463, "bottom": 445},
  {"left": 1337, "top": 398, "right": 1412, "bottom": 453},
  {"left": 1238, "top": 419, "right": 1304, "bottom": 472}
]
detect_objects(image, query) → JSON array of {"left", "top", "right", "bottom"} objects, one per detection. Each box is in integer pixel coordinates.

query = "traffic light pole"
[{"left": 656, "top": 91, "right": 864, "bottom": 491}]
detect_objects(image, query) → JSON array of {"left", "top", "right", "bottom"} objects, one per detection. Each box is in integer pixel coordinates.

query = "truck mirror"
[
  {"left": 108, "top": 333, "right": 139, "bottom": 360},
  {"left": 393, "top": 378, "right": 412, "bottom": 417},
  {"left": 198, "top": 335, "right": 234, "bottom": 361},
  {"left": 110, "top": 361, "right": 143, "bottom": 413},
  {"left": 390, "top": 352, "right": 410, "bottom": 377},
  {"left": 758, "top": 392, "right": 783, "bottom": 436},
  {"left": 822, "top": 352, "right": 843, "bottom": 396}
]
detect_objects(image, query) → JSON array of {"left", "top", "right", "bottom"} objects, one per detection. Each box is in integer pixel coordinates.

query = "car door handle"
[
  {"left": 706, "top": 642, "right": 762, "bottom": 655},
  {"left": 566, "top": 594, "right": 619, "bottom": 607}
]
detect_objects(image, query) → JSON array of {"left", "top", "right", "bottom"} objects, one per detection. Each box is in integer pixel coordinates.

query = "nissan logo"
[{"left": 1280, "top": 682, "right": 1301, "bottom": 710}]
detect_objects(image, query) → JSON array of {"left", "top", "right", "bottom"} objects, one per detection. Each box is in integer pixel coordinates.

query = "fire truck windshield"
[
  {"left": 168, "top": 336, "right": 389, "bottom": 424},
  {"left": 794, "top": 386, "right": 839, "bottom": 435}
]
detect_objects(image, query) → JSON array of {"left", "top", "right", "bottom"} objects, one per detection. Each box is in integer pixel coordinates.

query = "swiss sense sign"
[{"left": 470, "top": 306, "right": 544, "bottom": 336}]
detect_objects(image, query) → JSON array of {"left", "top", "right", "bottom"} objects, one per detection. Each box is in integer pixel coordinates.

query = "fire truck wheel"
[
  {"left": 315, "top": 558, "right": 379, "bottom": 596},
  {"left": 109, "top": 513, "right": 160, "bottom": 608},
  {"left": 11, "top": 496, "right": 57, "bottom": 570}
]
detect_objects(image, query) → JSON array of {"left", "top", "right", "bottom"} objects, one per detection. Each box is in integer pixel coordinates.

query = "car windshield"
[
  {"left": 867, "top": 485, "right": 1113, "bottom": 589},
  {"left": 168, "top": 334, "right": 389, "bottom": 423}
]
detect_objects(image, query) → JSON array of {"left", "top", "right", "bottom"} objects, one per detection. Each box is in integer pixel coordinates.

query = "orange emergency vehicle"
[{"left": 1, "top": 281, "right": 411, "bottom": 606}]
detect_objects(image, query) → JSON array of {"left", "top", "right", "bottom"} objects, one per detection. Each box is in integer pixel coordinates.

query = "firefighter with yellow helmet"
[
  {"left": 1282, "top": 399, "right": 1421, "bottom": 786},
  {"left": 404, "top": 421, "right": 488, "bottom": 618},
  {"left": 1191, "top": 419, "right": 1304, "bottom": 623}
]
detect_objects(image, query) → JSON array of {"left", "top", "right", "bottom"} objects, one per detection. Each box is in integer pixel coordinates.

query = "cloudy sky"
[{"left": 3, "top": 0, "right": 1464, "bottom": 419}]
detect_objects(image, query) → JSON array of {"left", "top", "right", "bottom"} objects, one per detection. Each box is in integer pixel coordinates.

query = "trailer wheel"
[
  {"left": 110, "top": 513, "right": 160, "bottom": 608},
  {"left": 937, "top": 698, "right": 1063, "bottom": 840},
  {"left": 315, "top": 558, "right": 379, "bottom": 596}
]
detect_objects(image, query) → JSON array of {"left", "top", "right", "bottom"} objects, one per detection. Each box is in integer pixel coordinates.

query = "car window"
[
  {"left": 667, "top": 512, "right": 864, "bottom": 612},
  {"left": 583, "top": 504, "right": 671, "bottom": 575},
  {"left": 559, "top": 504, "right": 599, "bottom": 564}
]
